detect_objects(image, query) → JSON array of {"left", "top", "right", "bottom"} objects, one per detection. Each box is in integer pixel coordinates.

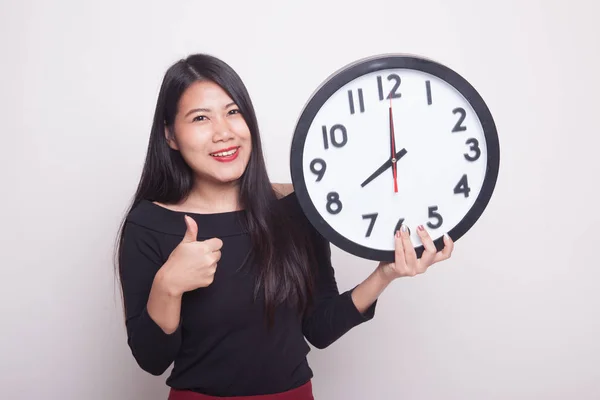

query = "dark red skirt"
[{"left": 168, "top": 381, "right": 314, "bottom": 400}]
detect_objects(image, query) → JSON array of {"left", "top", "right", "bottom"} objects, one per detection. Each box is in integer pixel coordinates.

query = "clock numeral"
[
  {"left": 326, "top": 192, "right": 343, "bottom": 215},
  {"left": 427, "top": 206, "right": 443, "bottom": 229},
  {"left": 464, "top": 138, "right": 481, "bottom": 161},
  {"left": 377, "top": 74, "right": 402, "bottom": 100},
  {"left": 425, "top": 80, "right": 432, "bottom": 105},
  {"left": 310, "top": 158, "right": 327, "bottom": 182},
  {"left": 394, "top": 218, "right": 409, "bottom": 235},
  {"left": 454, "top": 174, "right": 471, "bottom": 198},
  {"left": 322, "top": 124, "right": 348, "bottom": 150},
  {"left": 362, "top": 213, "right": 378, "bottom": 237},
  {"left": 348, "top": 89, "right": 365, "bottom": 114},
  {"left": 452, "top": 107, "right": 467, "bottom": 132}
]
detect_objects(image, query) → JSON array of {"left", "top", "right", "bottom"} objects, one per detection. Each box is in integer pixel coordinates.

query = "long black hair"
[{"left": 114, "top": 54, "right": 316, "bottom": 326}]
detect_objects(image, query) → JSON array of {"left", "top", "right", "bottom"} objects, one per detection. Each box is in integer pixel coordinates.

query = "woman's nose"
[{"left": 212, "top": 118, "right": 234, "bottom": 141}]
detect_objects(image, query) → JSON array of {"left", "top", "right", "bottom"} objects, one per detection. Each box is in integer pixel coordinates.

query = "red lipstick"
[{"left": 210, "top": 146, "right": 240, "bottom": 163}]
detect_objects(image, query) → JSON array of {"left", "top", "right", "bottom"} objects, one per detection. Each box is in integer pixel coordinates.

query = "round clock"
[{"left": 289, "top": 54, "right": 500, "bottom": 262}]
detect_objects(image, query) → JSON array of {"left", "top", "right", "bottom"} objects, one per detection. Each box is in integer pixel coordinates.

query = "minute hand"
[{"left": 361, "top": 148, "right": 408, "bottom": 188}]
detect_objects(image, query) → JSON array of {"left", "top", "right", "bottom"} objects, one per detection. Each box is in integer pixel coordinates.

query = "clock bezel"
[{"left": 290, "top": 54, "right": 500, "bottom": 262}]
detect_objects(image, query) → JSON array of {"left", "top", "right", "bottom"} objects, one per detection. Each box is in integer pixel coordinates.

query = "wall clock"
[{"left": 290, "top": 54, "right": 500, "bottom": 262}]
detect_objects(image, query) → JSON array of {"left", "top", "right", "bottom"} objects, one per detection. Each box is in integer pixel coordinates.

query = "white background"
[{"left": 1, "top": 0, "right": 599, "bottom": 399}]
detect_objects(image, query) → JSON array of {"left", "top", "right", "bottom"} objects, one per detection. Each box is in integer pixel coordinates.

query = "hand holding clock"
[
  {"left": 350, "top": 223, "right": 454, "bottom": 314},
  {"left": 378, "top": 224, "right": 454, "bottom": 280},
  {"left": 291, "top": 54, "right": 498, "bottom": 316}
]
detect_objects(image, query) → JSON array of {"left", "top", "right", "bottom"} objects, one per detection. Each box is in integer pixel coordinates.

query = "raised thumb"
[{"left": 181, "top": 215, "right": 198, "bottom": 243}]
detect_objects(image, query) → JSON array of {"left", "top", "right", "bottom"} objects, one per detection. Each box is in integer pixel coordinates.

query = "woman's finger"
[
  {"left": 416, "top": 225, "right": 436, "bottom": 271},
  {"left": 434, "top": 233, "right": 454, "bottom": 263},
  {"left": 400, "top": 225, "right": 417, "bottom": 276},
  {"left": 394, "top": 229, "right": 408, "bottom": 275}
]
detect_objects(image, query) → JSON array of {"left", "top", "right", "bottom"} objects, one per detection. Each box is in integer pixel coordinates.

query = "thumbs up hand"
[{"left": 161, "top": 215, "right": 223, "bottom": 297}]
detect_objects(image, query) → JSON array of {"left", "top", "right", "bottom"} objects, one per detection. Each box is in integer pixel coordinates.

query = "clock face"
[{"left": 290, "top": 55, "right": 499, "bottom": 262}]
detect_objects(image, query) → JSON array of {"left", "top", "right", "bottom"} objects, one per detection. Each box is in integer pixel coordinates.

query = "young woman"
[{"left": 115, "top": 53, "right": 454, "bottom": 400}]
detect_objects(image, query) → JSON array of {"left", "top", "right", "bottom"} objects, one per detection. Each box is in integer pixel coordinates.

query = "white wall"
[{"left": 1, "top": 0, "right": 599, "bottom": 399}]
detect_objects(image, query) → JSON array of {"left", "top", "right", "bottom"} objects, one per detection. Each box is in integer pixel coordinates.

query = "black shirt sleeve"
[
  {"left": 301, "top": 228, "right": 377, "bottom": 349},
  {"left": 119, "top": 221, "right": 183, "bottom": 375}
]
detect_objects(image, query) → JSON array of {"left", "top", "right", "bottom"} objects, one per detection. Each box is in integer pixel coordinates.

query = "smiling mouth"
[{"left": 210, "top": 147, "right": 239, "bottom": 157}]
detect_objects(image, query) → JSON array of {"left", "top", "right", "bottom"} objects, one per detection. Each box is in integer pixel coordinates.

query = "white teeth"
[{"left": 211, "top": 148, "right": 238, "bottom": 157}]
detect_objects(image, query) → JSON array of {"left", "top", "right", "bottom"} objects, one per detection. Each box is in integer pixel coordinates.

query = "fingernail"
[
  {"left": 444, "top": 233, "right": 450, "bottom": 240},
  {"left": 417, "top": 225, "right": 424, "bottom": 231},
  {"left": 395, "top": 230, "right": 400, "bottom": 238},
  {"left": 401, "top": 224, "right": 408, "bottom": 232}
]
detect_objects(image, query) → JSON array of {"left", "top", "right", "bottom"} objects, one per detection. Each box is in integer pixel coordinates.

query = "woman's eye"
[
  {"left": 192, "top": 115, "right": 206, "bottom": 122},
  {"left": 228, "top": 109, "right": 241, "bottom": 115}
]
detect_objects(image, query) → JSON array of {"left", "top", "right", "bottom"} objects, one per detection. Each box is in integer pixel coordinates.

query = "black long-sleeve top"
[{"left": 119, "top": 192, "right": 377, "bottom": 396}]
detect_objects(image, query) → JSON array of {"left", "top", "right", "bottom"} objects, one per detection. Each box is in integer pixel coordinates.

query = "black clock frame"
[{"left": 290, "top": 54, "right": 500, "bottom": 262}]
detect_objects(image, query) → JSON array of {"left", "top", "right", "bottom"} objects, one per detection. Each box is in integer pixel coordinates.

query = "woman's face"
[{"left": 166, "top": 80, "right": 252, "bottom": 186}]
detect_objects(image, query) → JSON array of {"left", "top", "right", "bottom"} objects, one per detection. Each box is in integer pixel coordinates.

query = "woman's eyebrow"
[
  {"left": 184, "top": 107, "right": 210, "bottom": 117},
  {"left": 184, "top": 102, "right": 237, "bottom": 117}
]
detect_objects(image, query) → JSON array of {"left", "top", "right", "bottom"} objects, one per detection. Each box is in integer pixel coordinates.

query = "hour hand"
[{"left": 361, "top": 148, "right": 407, "bottom": 188}]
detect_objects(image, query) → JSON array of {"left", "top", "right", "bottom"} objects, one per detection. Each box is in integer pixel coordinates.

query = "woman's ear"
[{"left": 164, "top": 124, "right": 179, "bottom": 150}]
